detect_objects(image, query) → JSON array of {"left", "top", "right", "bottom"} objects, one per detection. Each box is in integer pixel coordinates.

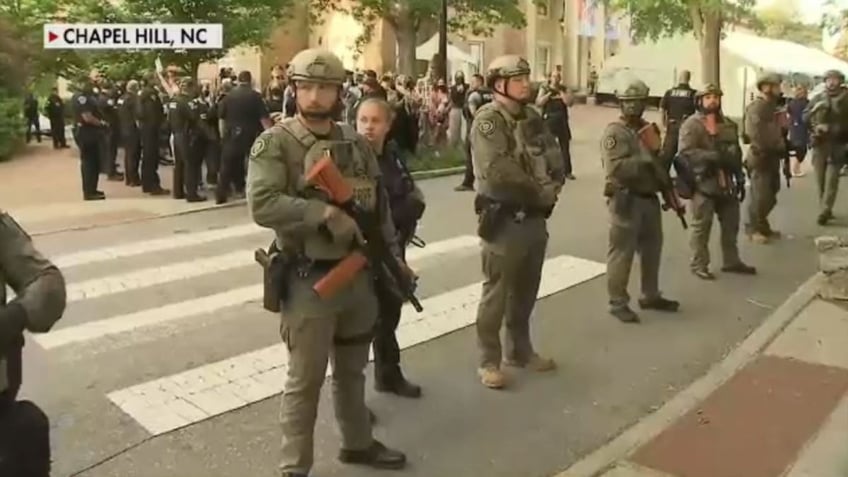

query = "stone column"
[
  {"left": 565, "top": 0, "right": 580, "bottom": 87},
  {"left": 525, "top": 0, "right": 538, "bottom": 80},
  {"left": 590, "top": 2, "right": 606, "bottom": 73}
]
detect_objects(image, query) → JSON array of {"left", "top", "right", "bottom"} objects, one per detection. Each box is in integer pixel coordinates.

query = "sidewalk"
[
  {"left": 556, "top": 273, "right": 848, "bottom": 477},
  {"left": 0, "top": 142, "right": 236, "bottom": 235}
]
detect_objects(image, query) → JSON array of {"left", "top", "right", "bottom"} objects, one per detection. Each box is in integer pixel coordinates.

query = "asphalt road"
[{"left": 20, "top": 108, "right": 834, "bottom": 477}]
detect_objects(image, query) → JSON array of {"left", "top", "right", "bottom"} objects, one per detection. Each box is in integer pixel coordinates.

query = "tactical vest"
[
  {"left": 278, "top": 118, "right": 377, "bottom": 260},
  {"left": 604, "top": 120, "right": 662, "bottom": 195},
  {"left": 476, "top": 102, "right": 560, "bottom": 201}
]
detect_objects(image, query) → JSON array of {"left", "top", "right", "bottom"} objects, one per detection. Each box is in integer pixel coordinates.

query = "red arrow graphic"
[{"left": 48, "top": 31, "right": 58, "bottom": 42}]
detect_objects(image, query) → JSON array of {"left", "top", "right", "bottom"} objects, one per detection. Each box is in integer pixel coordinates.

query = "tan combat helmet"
[
  {"left": 616, "top": 79, "right": 650, "bottom": 100},
  {"left": 485, "top": 55, "right": 531, "bottom": 88},
  {"left": 287, "top": 48, "right": 346, "bottom": 85},
  {"left": 824, "top": 69, "right": 845, "bottom": 82},
  {"left": 696, "top": 83, "right": 723, "bottom": 98},
  {"left": 756, "top": 72, "right": 781, "bottom": 89}
]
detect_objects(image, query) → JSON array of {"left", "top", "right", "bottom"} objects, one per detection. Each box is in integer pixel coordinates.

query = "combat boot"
[
  {"left": 722, "top": 262, "right": 757, "bottom": 275},
  {"left": 638, "top": 297, "right": 680, "bottom": 312},
  {"left": 375, "top": 375, "right": 422, "bottom": 398},
  {"left": 748, "top": 232, "right": 770, "bottom": 244},
  {"left": 478, "top": 366, "right": 507, "bottom": 389},
  {"left": 338, "top": 440, "right": 406, "bottom": 470},
  {"left": 817, "top": 210, "right": 833, "bottom": 226},
  {"left": 692, "top": 269, "right": 716, "bottom": 280},
  {"left": 504, "top": 354, "right": 556, "bottom": 372},
  {"left": 766, "top": 229, "right": 782, "bottom": 239},
  {"left": 610, "top": 306, "right": 640, "bottom": 323}
]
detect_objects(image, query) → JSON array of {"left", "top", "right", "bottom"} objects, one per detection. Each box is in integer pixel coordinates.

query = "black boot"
[
  {"left": 722, "top": 262, "right": 757, "bottom": 275},
  {"left": 638, "top": 297, "right": 680, "bottom": 312},
  {"left": 338, "top": 440, "right": 406, "bottom": 470},
  {"left": 610, "top": 306, "right": 640, "bottom": 323},
  {"left": 375, "top": 367, "right": 422, "bottom": 398}
]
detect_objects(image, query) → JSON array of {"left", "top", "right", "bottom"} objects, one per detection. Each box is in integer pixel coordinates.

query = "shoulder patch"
[
  {"left": 250, "top": 136, "right": 268, "bottom": 157},
  {"left": 77, "top": 96, "right": 87, "bottom": 105},
  {"left": 477, "top": 119, "right": 495, "bottom": 136},
  {"left": 603, "top": 135, "right": 617, "bottom": 150}
]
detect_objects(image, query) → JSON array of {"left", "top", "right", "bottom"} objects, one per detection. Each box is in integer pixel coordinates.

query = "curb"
[
  {"left": 553, "top": 272, "right": 825, "bottom": 477},
  {"left": 410, "top": 166, "right": 465, "bottom": 180},
  {"left": 29, "top": 168, "right": 465, "bottom": 237},
  {"left": 29, "top": 200, "right": 246, "bottom": 237}
]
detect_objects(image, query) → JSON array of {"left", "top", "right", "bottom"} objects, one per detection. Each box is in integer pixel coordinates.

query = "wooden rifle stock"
[
  {"left": 637, "top": 122, "right": 688, "bottom": 229},
  {"left": 312, "top": 252, "right": 368, "bottom": 299},
  {"left": 305, "top": 150, "right": 424, "bottom": 312}
]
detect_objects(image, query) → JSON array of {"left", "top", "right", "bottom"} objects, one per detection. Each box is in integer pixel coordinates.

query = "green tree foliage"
[
  {"left": 822, "top": 0, "right": 848, "bottom": 60},
  {"left": 312, "top": 0, "right": 529, "bottom": 75},
  {"left": 0, "top": 14, "right": 30, "bottom": 160},
  {"left": 755, "top": 0, "right": 820, "bottom": 47},
  {"left": 0, "top": 0, "right": 90, "bottom": 82},
  {"left": 606, "top": 0, "right": 756, "bottom": 86}
]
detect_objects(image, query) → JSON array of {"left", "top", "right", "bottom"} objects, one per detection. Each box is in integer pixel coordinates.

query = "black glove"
[
  {"left": 736, "top": 175, "right": 746, "bottom": 203},
  {"left": 0, "top": 303, "right": 27, "bottom": 353}
]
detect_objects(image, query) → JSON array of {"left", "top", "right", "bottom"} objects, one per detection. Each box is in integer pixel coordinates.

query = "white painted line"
[
  {"left": 106, "top": 254, "right": 605, "bottom": 436},
  {"left": 37, "top": 235, "right": 481, "bottom": 349},
  {"left": 51, "top": 223, "right": 265, "bottom": 268},
  {"left": 65, "top": 250, "right": 251, "bottom": 303}
]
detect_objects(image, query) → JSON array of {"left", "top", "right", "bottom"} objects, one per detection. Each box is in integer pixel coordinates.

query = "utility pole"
[{"left": 438, "top": 0, "right": 448, "bottom": 84}]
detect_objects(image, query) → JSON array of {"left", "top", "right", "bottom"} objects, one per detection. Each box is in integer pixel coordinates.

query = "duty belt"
[{"left": 475, "top": 195, "right": 547, "bottom": 221}]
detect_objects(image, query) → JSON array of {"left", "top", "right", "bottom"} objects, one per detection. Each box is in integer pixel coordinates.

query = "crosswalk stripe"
[
  {"left": 37, "top": 235, "right": 480, "bottom": 350},
  {"left": 106, "top": 254, "right": 605, "bottom": 436},
  {"left": 66, "top": 250, "right": 250, "bottom": 303},
  {"left": 51, "top": 223, "right": 264, "bottom": 269}
]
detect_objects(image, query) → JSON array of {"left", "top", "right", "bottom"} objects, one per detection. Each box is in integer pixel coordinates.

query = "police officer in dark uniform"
[
  {"left": 536, "top": 71, "right": 574, "bottom": 180},
  {"left": 23, "top": 93, "right": 40, "bottom": 144},
  {"left": 456, "top": 73, "right": 493, "bottom": 191},
  {"left": 0, "top": 210, "right": 66, "bottom": 477},
  {"left": 199, "top": 86, "right": 220, "bottom": 188},
  {"left": 265, "top": 80, "right": 284, "bottom": 116},
  {"left": 192, "top": 88, "right": 219, "bottom": 191},
  {"left": 118, "top": 80, "right": 142, "bottom": 186},
  {"left": 44, "top": 88, "right": 68, "bottom": 149},
  {"left": 168, "top": 78, "right": 206, "bottom": 202},
  {"left": 97, "top": 82, "right": 123, "bottom": 181},
  {"left": 72, "top": 81, "right": 108, "bottom": 200},
  {"left": 356, "top": 97, "right": 426, "bottom": 397},
  {"left": 216, "top": 70, "right": 271, "bottom": 204},
  {"left": 137, "top": 74, "right": 170, "bottom": 196},
  {"left": 660, "top": 70, "right": 697, "bottom": 166}
]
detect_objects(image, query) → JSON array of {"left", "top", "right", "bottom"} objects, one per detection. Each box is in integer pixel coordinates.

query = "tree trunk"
[
  {"left": 699, "top": 11, "right": 722, "bottom": 87},
  {"left": 395, "top": 12, "right": 417, "bottom": 76}
]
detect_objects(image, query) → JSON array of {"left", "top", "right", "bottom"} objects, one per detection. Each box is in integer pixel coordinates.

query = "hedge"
[{"left": 0, "top": 89, "right": 23, "bottom": 161}]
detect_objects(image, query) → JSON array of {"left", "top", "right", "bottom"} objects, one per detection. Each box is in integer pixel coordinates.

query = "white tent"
[
  {"left": 415, "top": 34, "right": 475, "bottom": 64},
  {"left": 596, "top": 30, "right": 848, "bottom": 119}
]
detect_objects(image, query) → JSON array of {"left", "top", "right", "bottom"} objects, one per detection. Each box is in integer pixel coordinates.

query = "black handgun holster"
[
  {"left": 257, "top": 242, "right": 289, "bottom": 313},
  {"left": 474, "top": 195, "right": 506, "bottom": 242}
]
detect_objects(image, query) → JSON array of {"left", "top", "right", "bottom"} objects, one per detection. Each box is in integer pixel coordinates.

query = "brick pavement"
[{"left": 558, "top": 290, "right": 848, "bottom": 477}]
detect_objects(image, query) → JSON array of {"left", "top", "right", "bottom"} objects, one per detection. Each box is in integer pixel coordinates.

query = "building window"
[
  {"left": 469, "top": 41, "right": 484, "bottom": 74},
  {"left": 537, "top": 0, "right": 550, "bottom": 17},
  {"left": 536, "top": 44, "right": 551, "bottom": 78}
]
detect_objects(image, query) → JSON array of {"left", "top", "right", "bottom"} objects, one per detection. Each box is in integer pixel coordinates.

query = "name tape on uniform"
[{"left": 43, "top": 24, "right": 223, "bottom": 50}]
